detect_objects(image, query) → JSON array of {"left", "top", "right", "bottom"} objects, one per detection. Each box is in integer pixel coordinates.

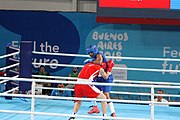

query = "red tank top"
[{"left": 78, "top": 63, "right": 101, "bottom": 80}]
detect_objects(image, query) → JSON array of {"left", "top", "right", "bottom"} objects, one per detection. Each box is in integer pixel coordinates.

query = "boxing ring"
[
  {"left": 0, "top": 41, "right": 180, "bottom": 120},
  {"left": 0, "top": 97, "right": 179, "bottom": 120}
]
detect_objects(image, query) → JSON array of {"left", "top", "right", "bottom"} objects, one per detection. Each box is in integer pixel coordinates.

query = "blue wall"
[{"left": 0, "top": 10, "right": 180, "bottom": 85}]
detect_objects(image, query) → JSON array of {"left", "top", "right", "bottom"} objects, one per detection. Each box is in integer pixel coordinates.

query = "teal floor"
[{"left": 0, "top": 97, "right": 179, "bottom": 120}]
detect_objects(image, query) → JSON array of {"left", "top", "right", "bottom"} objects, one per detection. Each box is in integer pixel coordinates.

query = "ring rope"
[
  {"left": 2, "top": 74, "right": 19, "bottom": 94},
  {"left": 8, "top": 72, "right": 180, "bottom": 89},
  {"left": 33, "top": 51, "right": 180, "bottom": 62},
  {"left": 0, "top": 93, "right": 155, "bottom": 104},
  {"left": 8, "top": 58, "right": 20, "bottom": 63},
  {"left": 35, "top": 86, "right": 74, "bottom": 91},
  {"left": 0, "top": 75, "right": 18, "bottom": 84},
  {"left": 35, "top": 85, "right": 180, "bottom": 98},
  {"left": 30, "top": 76, "right": 180, "bottom": 89},
  {"left": 36, "top": 86, "right": 152, "bottom": 96},
  {"left": 34, "top": 95, "right": 180, "bottom": 105},
  {"left": 0, "top": 76, "right": 180, "bottom": 120},
  {"left": 113, "top": 79, "right": 180, "bottom": 86},
  {"left": 9, "top": 69, "right": 19, "bottom": 75},
  {"left": 32, "top": 74, "right": 180, "bottom": 86},
  {"left": 0, "top": 51, "right": 19, "bottom": 59},
  {"left": 3, "top": 86, "right": 19, "bottom": 94},
  {"left": 36, "top": 86, "right": 180, "bottom": 98},
  {"left": 32, "top": 95, "right": 151, "bottom": 104},
  {"left": 33, "top": 51, "right": 89, "bottom": 58},
  {"left": 0, "top": 109, "right": 148, "bottom": 120},
  {"left": 0, "top": 79, "right": 9, "bottom": 84},
  {"left": 8, "top": 46, "right": 20, "bottom": 51},
  {"left": 32, "top": 62, "right": 180, "bottom": 73},
  {"left": 0, "top": 92, "right": 180, "bottom": 105},
  {"left": 33, "top": 63, "right": 83, "bottom": 68},
  {"left": 1, "top": 76, "right": 180, "bottom": 96},
  {"left": 0, "top": 63, "right": 19, "bottom": 71}
]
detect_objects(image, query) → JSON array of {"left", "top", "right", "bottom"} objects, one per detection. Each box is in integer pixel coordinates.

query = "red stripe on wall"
[
  {"left": 99, "top": 0, "right": 170, "bottom": 9},
  {"left": 96, "top": 16, "right": 180, "bottom": 25}
]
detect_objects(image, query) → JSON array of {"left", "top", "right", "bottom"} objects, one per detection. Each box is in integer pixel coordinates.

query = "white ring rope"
[
  {"left": 0, "top": 50, "right": 19, "bottom": 85},
  {"left": 113, "top": 79, "right": 180, "bottom": 86},
  {"left": 34, "top": 85, "right": 178, "bottom": 98},
  {"left": 34, "top": 78, "right": 180, "bottom": 97},
  {"left": 36, "top": 86, "right": 152, "bottom": 97},
  {"left": 0, "top": 91, "right": 180, "bottom": 106},
  {"left": 32, "top": 62, "right": 180, "bottom": 73},
  {"left": 33, "top": 95, "right": 180, "bottom": 105},
  {"left": 0, "top": 109, "right": 148, "bottom": 120},
  {"left": 1, "top": 75, "right": 19, "bottom": 94},
  {"left": 1, "top": 76, "right": 180, "bottom": 93},
  {"left": 0, "top": 75, "right": 19, "bottom": 84},
  {"left": 33, "top": 62, "right": 83, "bottom": 68},
  {"left": 0, "top": 76, "right": 180, "bottom": 120},
  {"left": 8, "top": 58, "right": 20, "bottom": 63},
  {"left": 33, "top": 51, "right": 180, "bottom": 62},
  {"left": 30, "top": 77, "right": 180, "bottom": 89},
  {"left": 0, "top": 51, "right": 19, "bottom": 59},
  {"left": 33, "top": 51, "right": 89, "bottom": 58},
  {"left": 8, "top": 46, "right": 20, "bottom": 51},
  {"left": 36, "top": 85, "right": 180, "bottom": 98},
  {"left": 1, "top": 92, "right": 179, "bottom": 106},
  {"left": 9, "top": 69, "right": 19, "bottom": 75},
  {"left": 3, "top": 86, "right": 19, "bottom": 94},
  {"left": 32, "top": 74, "right": 180, "bottom": 86},
  {"left": 0, "top": 63, "right": 19, "bottom": 71},
  {"left": 32, "top": 75, "right": 180, "bottom": 98},
  {"left": 0, "top": 79, "right": 9, "bottom": 84},
  {"left": 1, "top": 76, "right": 180, "bottom": 98}
]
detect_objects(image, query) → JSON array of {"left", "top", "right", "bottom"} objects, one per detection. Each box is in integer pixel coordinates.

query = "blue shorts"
[{"left": 95, "top": 74, "right": 113, "bottom": 92}]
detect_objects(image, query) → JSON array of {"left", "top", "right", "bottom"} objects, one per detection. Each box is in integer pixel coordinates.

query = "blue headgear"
[{"left": 86, "top": 45, "right": 98, "bottom": 56}]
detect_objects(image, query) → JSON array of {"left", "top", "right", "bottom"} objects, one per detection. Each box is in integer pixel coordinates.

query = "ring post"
[
  {"left": 19, "top": 41, "right": 32, "bottom": 92},
  {"left": 19, "top": 41, "right": 34, "bottom": 119},
  {"left": 150, "top": 86, "right": 155, "bottom": 120},
  {"left": 31, "top": 80, "right": 35, "bottom": 120}
]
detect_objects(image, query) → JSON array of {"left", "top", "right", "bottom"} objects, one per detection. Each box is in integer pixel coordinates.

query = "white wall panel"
[
  {"left": 0, "top": 0, "right": 96, "bottom": 12},
  {"left": 78, "top": 1, "right": 97, "bottom": 12}
]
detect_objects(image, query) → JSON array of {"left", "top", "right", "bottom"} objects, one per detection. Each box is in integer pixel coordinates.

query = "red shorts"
[{"left": 74, "top": 84, "right": 100, "bottom": 102}]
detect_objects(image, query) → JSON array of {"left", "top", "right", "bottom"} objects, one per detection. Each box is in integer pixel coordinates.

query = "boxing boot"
[{"left": 88, "top": 106, "right": 100, "bottom": 114}]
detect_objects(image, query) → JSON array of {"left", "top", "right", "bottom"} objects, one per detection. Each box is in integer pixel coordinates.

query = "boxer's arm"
[
  {"left": 84, "top": 58, "right": 94, "bottom": 64},
  {"left": 99, "top": 68, "right": 110, "bottom": 79},
  {"left": 92, "top": 54, "right": 103, "bottom": 65}
]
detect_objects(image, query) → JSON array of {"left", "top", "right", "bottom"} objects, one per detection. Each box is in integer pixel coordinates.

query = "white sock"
[
  {"left": 108, "top": 102, "right": 115, "bottom": 113},
  {"left": 92, "top": 100, "right": 97, "bottom": 106}
]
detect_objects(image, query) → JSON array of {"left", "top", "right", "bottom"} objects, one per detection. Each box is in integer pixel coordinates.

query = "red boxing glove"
[
  {"left": 101, "top": 62, "right": 107, "bottom": 69},
  {"left": 107, "top": 60, "right": 114, "bottom": 72}
]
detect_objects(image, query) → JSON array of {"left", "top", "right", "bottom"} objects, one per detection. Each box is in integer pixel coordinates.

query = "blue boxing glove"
[{"left": 84, "top": 58, "right": 94, "bottom": 64}]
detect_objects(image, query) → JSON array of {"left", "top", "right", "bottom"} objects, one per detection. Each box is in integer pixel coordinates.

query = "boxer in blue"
[{"left": 84, "top": 45, "right": 116, "bottom": 117}]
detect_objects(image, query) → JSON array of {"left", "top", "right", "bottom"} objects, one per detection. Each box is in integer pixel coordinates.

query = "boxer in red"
[{"left": 69, "top": 62, "right": 113, "bottom": 120}]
